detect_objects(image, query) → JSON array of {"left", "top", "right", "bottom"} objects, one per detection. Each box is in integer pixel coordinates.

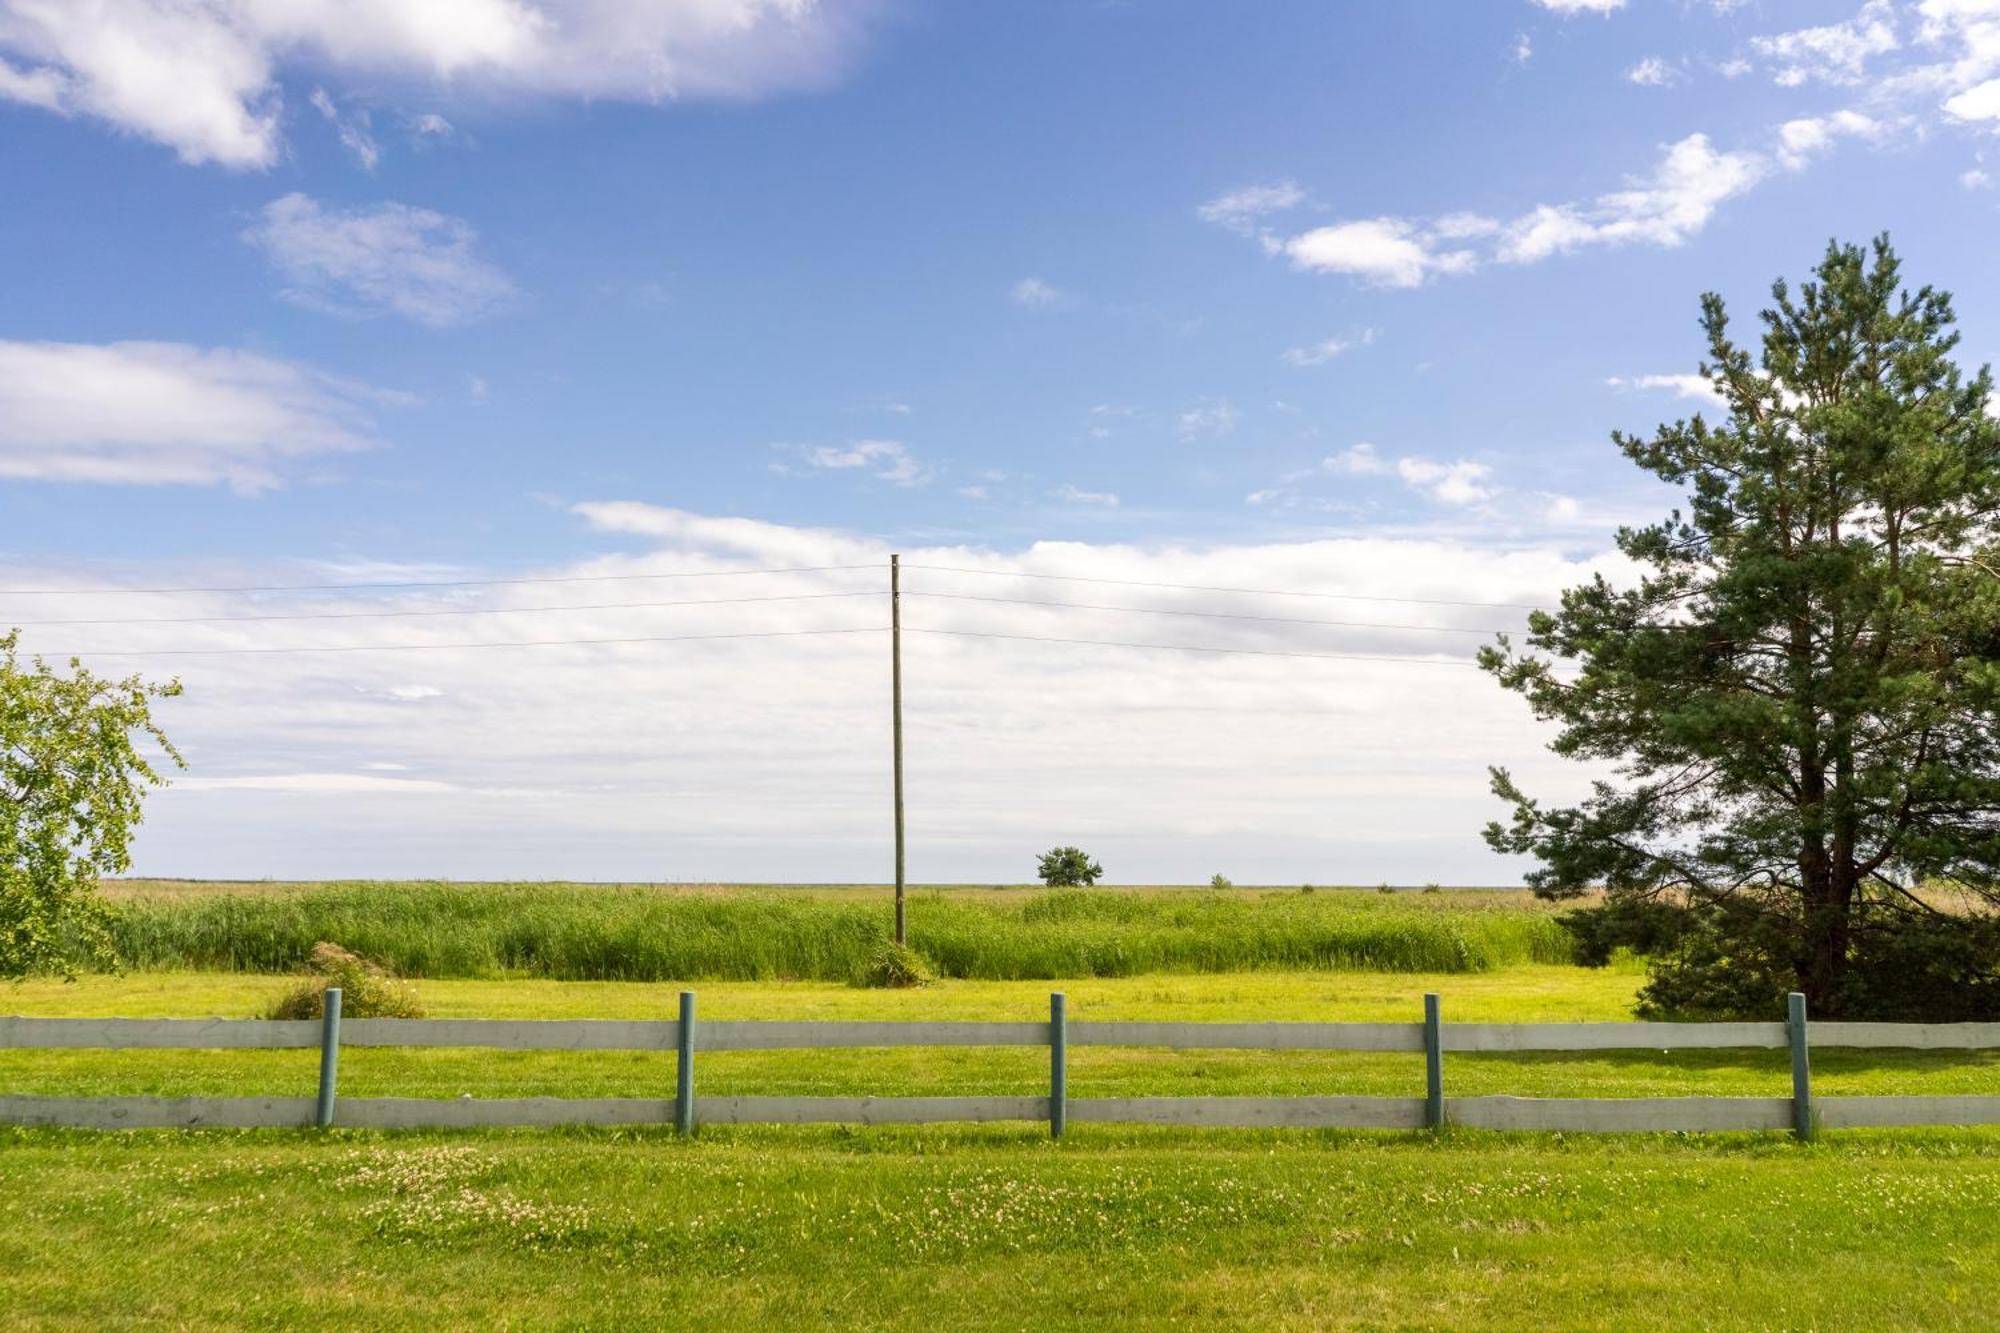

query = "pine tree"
[{"left": 1484, "top": 237, "right": 2000, "bottom": 1020}]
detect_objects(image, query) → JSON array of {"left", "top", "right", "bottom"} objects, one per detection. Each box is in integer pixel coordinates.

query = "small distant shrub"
[
  {"left": 1376, "top": 883, "right": 1396, "bottom": 895},
  {"left": 1422, "top": 883, "right": 1443, "bottom": 895},
  {"left": 1037, "top": 846, "right": 1103, "bottom": 888},
  {"left": 1299, "top": 884, "right": 1315, "bottom": 893},
  {"left": 267, "top": 941, "right": 425, "bottom": 1019},
  {"left": 855, "top": 940, "right": 933, "bottom": 989},
  {"left": 1210, "top": 874, "right": 1233, "bottom": 890}
]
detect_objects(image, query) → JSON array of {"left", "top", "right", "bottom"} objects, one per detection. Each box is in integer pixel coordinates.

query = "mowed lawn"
[{"left": 5, "top": 895, "right": 1999, "bottom": 1330}]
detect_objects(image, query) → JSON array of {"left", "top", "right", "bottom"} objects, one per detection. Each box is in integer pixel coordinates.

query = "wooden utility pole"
[{"left": 891, "top": 553, "right": 907, "bottom": 945}]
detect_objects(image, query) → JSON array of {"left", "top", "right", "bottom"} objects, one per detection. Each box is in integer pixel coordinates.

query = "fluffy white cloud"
[
  {"left": 1775, "top": 109, "right": 1886, "bottom": 168},
  {"left": 1233, "top": 133, "right": 1766, "bottom": 289},
  {"left": 1607, "top": 372, "right": 1728, "bottom": 411},
  {"left": 310, "top": 88, "right": 380, "bottom": 169},
  {"left": 799, "top": 439, "right": 927, "bottom": 487},
  {"left": 0, "top": 0, "right": 879, "bottom": 169},
  {"left": 1396, "top": 457, "right": 1495, "bottom": 506},
  {"left": 1283, "top": 218, "right": 1479, "bottom": 288},
  {"left": 1750, "top": 0, "right": 1899, "bottom": 87},
  {"left": 1533, "top": 0, "right": 1626, "bottom": 13},
  {"left": 0, "top": 340, "right": 385, "bottom": 490},
  {"left": 1323, "top": 442, "right": 1393, "bottom": 476},
  {"left": 244, "top": 193, "right": 517, "bottom": 327},
  {"left": 1626, "top": 57, "right": 1679, "bottom": 87},
  {"left": 17, "top": 506, "right": 1625, "bottom": 882},
  {"left": 1495, "top": 134, "right": 1765, "bottom": 263}
]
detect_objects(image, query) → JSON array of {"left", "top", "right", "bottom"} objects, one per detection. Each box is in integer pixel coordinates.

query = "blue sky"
[{"left": 2, "top": 0, "right": 1998, "bottom": 883}]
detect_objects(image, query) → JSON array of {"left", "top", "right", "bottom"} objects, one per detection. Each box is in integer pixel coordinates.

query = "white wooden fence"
[{"left": 3, "top": 990, "right": 1997, "bottom": 1137}]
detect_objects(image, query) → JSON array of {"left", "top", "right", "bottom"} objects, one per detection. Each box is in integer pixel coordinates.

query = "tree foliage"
[
  {"left": 1036, "top": 846, "right": 1104, "bottom": 888},
  {"left": 0, "top": 631, "right": 182, "bottom": 979},
  {"left": 1483, "top": 237, "right": 2000, "bottom": 1020}
]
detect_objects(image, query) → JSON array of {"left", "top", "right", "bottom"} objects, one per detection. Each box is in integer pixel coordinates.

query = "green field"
[
  {"left": 101, "top": 880, "right": 1575, "bottom": 981},
  {"left": 4, "top": 883, "right": 1998, "bottom": 1329}
]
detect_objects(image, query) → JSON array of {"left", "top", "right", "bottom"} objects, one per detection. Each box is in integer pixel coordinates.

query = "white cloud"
[
  {"left": 1281, "top": 328, "right": 1377, "bottom": 368},
  {"left": 800, "top": 439, "right": 928, "bottom": 487},
  {"left": 1965, "top": 166, "right": 1995, "bottom": 187},
  {"left": 0, "top": 0, "right": 882, "bottom": 170},
  {"left": 1241, "top": 133, "right": 1765, "bottom": 289},
  {"left": 1600, "top": 368, "right": 1728, "bottom": 404},
  {"left": 1608, "top": 372, "right": 1728, "bottom": 411},
  {"left": 1178, "top": 398, "right": 1238, "bottom": 442},
  {"left": 1396, "top": 456, "right": 1495, "bottom": 506},
  {"left": 0, "top": 340, "right": 384, "bottom": 491},
  {"left": 1283, "top": 218, "right": 1479, "bottom": 288},
  {"left": 19, "top": 511, "right": 1630, "bottom": 883},
  {"left": 1776, "top": 109, "right": 1885, "bottom": 168},
  {"left": 1009, "top": 277, "right": 1064, "bottom": 308},
  {"left": 1196, "top": 180, "right": 1306, "bottom": 238},
  {"left": 310, "top": 87, "right": 380, "bottom": 170},
  {"left": 1496, "top": 134, "right": 1766, "bottom": 263},
  {"left": 1533, "top": 0, "right": 1626, "bottom": 13},
  {"left": 1511, "top": 33, "right": 1534, "bottom": 65},
  {"left": 1946, "top": 76, "right": 2000, "bottom": 121},
  {"left": 1750, "top": 1, "right": 1900, "bottom": 87},
  {"left": 1052, "top": 483, "right": 1119, "bottom": 507},
  {"left": 1626, "top": 57, "right": 1679, "bottom": 86},
  {"left": 1323, "top": 442, "right": 1393, "bottom": 476},
  {"left": 244, "top": 193, "right": 517, "bottom": 327}
]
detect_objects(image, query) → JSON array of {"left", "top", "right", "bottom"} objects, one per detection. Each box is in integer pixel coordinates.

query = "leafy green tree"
[
  {"left": 1037, "top": 846, "right": 1103, "bottom": 888},
  {"left": 1, "top": 631, "right": 182, "bottom": 979},
  {"left": 1483, "top": 238, "right": 2000, "bottom": 1020}
]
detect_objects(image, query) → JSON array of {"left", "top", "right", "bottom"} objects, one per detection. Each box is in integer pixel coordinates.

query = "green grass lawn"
[
  {"left": 5, "top": 1124, "right": 2000, "bottom": 1329},
  {"left": 6, "top": 908, "right": 1998, "bottom": 1328}
]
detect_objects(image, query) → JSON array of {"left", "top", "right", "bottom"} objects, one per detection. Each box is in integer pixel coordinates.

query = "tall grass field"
[{"left": 102, "top": 882, "right": 1577, "bottom": 982}]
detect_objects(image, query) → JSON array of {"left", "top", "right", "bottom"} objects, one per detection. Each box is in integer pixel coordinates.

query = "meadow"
[
  {"left": 3, "top": 882, "right": 1997, "bottom": 1329},
  {"left": 102, "top": 880, "right": 1576, "bottom": 981}
]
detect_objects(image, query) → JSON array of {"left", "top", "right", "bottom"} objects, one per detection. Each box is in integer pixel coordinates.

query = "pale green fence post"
[
  {"left": 1050, "top": 992, "right": 1068, "bottom": 1140},
  {"left": 676, "top": 990, "right": 697, "bottom": 1137},
  {"left": 1423, "top": 992, "right": 1444, "bottom": 1132},
  {"left": 1788, "top": 991, "right": 1813, "bottom": 1141},
  {"left": 315, "top": 987, "right": 342, "bottom": 1130}
]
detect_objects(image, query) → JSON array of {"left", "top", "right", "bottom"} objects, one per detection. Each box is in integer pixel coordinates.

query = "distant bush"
[
  {"left": 1210, "top": 874, "right": 1233, "bottom": 890},
  {"left": 266, "top": 941, "right": 425, "bottom": 1020},
  {"left": 1037, "top": 847, "right": 1103, "bottom": 888}
]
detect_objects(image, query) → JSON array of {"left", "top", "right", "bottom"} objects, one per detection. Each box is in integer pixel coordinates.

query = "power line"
[
  {"left": 0, "top": 562, "right": 878, "bottom": 598},
  {"left": 906, "top": 590, "right": 1513, "bottom": 635},
  {"left": 26, "top": 626, "right": 887, "bottom": 659},
  {"left": 8, "top": 590, "right": 879, "bottom": 628},
  {"left": 905, "top": 563, "right": 1549, "bottom": 612},
  {"left": 905, "top": 626, "right": 1490, "bottom": 668}
]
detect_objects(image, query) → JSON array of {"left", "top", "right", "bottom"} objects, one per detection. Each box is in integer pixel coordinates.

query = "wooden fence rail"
[{"left": 4, "top": 991, "right": 1997, "bottom": 1137}]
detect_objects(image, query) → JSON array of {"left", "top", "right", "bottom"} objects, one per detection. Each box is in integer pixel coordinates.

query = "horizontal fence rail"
[{"left": 3, "top": 991, "right": 1997, "bottom": 1137}]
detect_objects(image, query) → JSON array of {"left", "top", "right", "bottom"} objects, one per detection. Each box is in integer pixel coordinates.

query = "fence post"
[
  {"left": 1788, "top": 991, "right": 1813, "bottom": 1141},
  {"left": 1049, "top": 992, "right": 1068, "bottom": 1140},
  {"left": 676, "top": 990, "right": 697, "bottom": 1137},
  {"left": 315, "top": 987, "right": 342, "bottom": 1130},
  {"left": 1423, "top": 992, "right": 1444, "bottom": 1132}
]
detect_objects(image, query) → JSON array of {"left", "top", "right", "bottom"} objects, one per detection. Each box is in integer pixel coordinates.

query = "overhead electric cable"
[
  {"left": 904, "top": 563, "right": 1549, "bottom": 612},
  {"left": 906, "top": 590, "right": 1513, "bottom": 635},
  {"left": 26, "top": 626, "right": 886, "bottom": 659},
  {"left": 10, "top": 590, "right": 879, "bottom": 628},
  {"left": 904, "top": 626, "right": 1489, "bottom": 668},
  {"left": 0, "top": 562, "right": 878, "bottom": 597}
]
